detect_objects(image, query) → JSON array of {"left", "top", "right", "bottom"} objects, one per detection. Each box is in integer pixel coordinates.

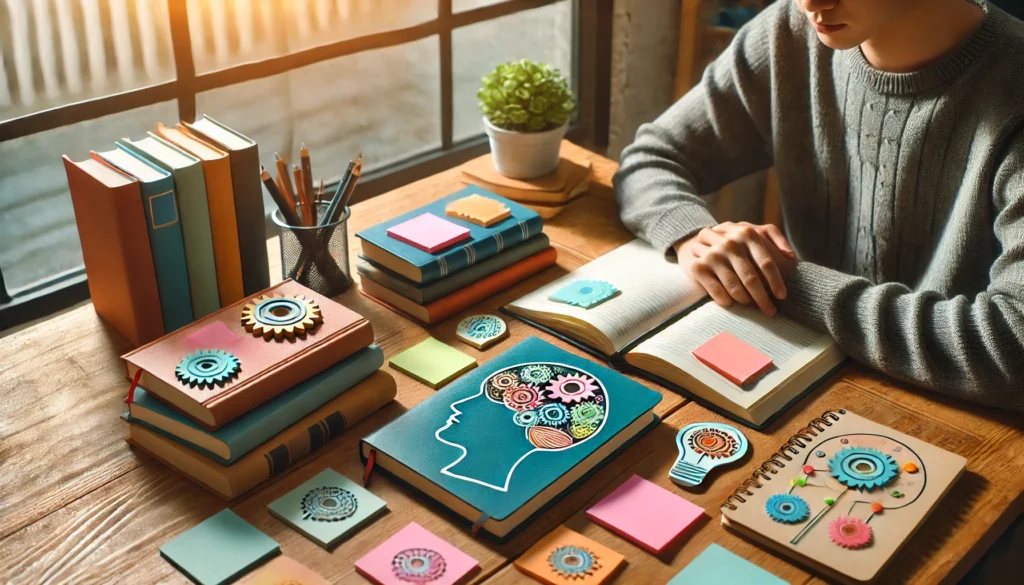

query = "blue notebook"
[
  {"left": 355, "top": 187, "right": 543, "bottom": 284},
  {"left": 360, "top": 336, "right": 662, "bottom": 539},
  {"left": 126, "top": 345, "right": 384, "bottom": 464},
  {"left": 95, "top": 145, "right": 193, "bottom": 332}
]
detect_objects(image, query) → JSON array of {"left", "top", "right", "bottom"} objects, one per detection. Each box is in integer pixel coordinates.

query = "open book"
[{"left": 504, "top": 240, "right": 844, "bottom": 427}]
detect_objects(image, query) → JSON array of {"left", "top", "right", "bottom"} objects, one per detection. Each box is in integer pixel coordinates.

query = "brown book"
[
  {"left": 127, "top": 370, "right": 396, "bottom": 500},
  {"left": 122, "top": 280, "right": 374, "bottom": 430},
  {"left": 62, "top": 156, "right": 165, "bottom": 346}
]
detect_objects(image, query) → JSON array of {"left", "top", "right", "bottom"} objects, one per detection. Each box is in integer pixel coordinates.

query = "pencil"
[
  {"left": 337, "top": 155, "right": 363, "bottom": 212},
  {"left": 274, "top": 153, "right": 295, "bottom": 207},
  {"left": 274, "top": 174, "right": 295, "bottom": 213},
  {"left": 293, "top": 164, "right": 311, "bottom": 226},
  {"left": 320, "top": 156, "right": 357, "bottom": 228},
  {"left": 261, "top": 167, "right": 302, "bottom": 228},
  {"left": 317, "top": 178, "right": 324, "bottom": 203},
  {"left": 300, "top": 144, "right": 316, "bottom": 223}
]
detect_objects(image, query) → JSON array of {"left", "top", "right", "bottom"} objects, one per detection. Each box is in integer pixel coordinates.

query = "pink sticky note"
[
  {"left": 355, "top": 522, "right": 479, "bottom": 585},
  {"left": 586, "top": 475, "right": 705, "bottom": 554},
  {"left": 692, "top": 331, "right": 773, "bottom": 386},
  {"left": 185, "top": 321, "right": 243, "bottom": 351},
  {"left": 386, "top": 213, "right": 471, "bottom": 253}
]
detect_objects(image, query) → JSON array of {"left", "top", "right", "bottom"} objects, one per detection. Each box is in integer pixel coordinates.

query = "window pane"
[
  {"left": 0, "top": 0, "right": 176, "bottom": 121},
  {"left": 453, "top": 0, "right": 504, "bottom": 11},
  {"left": 452, "top": 1, "right": 574, "bottom": 142},
  {"left": 188, "top": 0, "right": 437, "bottom": 73},
  {"left": 0, "top": 101, "right": 178, "bottom": 294}
]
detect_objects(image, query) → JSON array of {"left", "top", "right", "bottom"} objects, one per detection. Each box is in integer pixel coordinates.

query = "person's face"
[{"left": 796, "top": 0, "right": 921, "bottom": 49}]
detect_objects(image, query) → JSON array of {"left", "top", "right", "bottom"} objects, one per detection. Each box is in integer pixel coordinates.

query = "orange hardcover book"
[
  {"left": 359, "top": 247, "right": 558, "bottom": 324},
  {"left": 63, "top": 155, "right": 165, "bottom": 346},
  {"left": 156, "top": 122, "right": 245, "bottom": 306},
  {"left": 122, "top": 280, "right": 374, "bottom": 430}
]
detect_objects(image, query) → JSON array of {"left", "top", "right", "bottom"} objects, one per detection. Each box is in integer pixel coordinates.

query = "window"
[{"left": 0, "top": 0, "right": 611, "bottom": 331}]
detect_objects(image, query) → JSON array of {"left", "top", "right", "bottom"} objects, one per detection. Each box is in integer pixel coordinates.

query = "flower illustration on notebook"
[{"left": 434, "top": 362, "right": 609, "bottom": 492}]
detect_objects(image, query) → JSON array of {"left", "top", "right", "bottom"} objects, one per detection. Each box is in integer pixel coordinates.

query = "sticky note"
[
  {"left": 389, "top": 337, "right": 478, "bottom": 389},
  {"left": 586, "top": 474, "right": 705, "bottom": 554},
  {"left": 692, "top": 331, "right": 774, "bottom": 386},
  {"left": 549, "top": 280, "right": 619, "bottom": 309},
  {"left": 355, "top": 522, "right": 479, "bottom": 585},
  {"left": 267, "top": 468, "right": 387, "bottom": 550},
  {"left": 159, "top": 509, "right": 279, "bottom": 585},
  {"left": 386, "top": 212, "right": 471, "bottom": 253},
  {"left": 668, "top": 544, "right": 788, "bottom": 585},
  {"left": 514, "top": 525, "right": 625, "bottom": 585},
  {"left": 236, "top": 556, "right": 330, "bottom": 585},
  {"left": 445, "top": 193, "right": 512, "bottom": 227}
]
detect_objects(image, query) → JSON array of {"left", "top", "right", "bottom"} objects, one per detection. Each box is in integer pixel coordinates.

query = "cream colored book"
[{"left": 720, "top": 409, "right": 967, "bottom": 584}]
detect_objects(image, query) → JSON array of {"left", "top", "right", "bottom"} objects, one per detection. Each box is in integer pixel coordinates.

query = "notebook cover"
[
  {"left": 128, "top": 370, "right": 397, "bottom": 500},
  {"left": 122, "top": 136, "right": 221, "bottom": 318},
  {"left": 159, "top": 509, "right": 279, "bottom": 585},
  {"left": 126, "top": 345, "right": 384, "bottom": 464},
  {"left": 586, "top": 474, "right": 705, "bottom": 554},
  {"left": 93, "top": 146, "right": 194, "bottom": 332},
  {"left": 386, "top": 213, "right": 471, "bottom": 253},
  {"left": 355, "top": 522, "right": 479, "bottom": 585},
  {"left": 122, "top": 280, "right": 374, "bottom": 429},
  {"left": 667, "top": 544, "right": 787, "bottom": 585},
  {"left": 513, "top": 525, "right": 625, "bottom": 585},
  {"left": 355, "top": 186, "right": 543, "bottom": 284},
  {"left": 357, "top": 234, "right": 551, "bottom": 305},
  {"left": 236, "top": 556, "right": 330, "bottom": 585},
  {"left": 156, "top": 123, "right": 245, "bottom": 306},
  {"left": 719, "top": 409, "right": 968, "bottom": 584},
  {"left": 360, "top": 336, "right": 662, "bottom": 523},
  {"left": 62, "top": 156, "right": 165, "bottom": 346}
]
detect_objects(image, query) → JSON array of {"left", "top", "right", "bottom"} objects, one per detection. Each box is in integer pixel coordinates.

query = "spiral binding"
[{"left": 721, "top": 409, "right": 846, "bottom": 511}]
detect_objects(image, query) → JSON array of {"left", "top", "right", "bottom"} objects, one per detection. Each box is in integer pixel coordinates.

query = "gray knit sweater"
[{"left": 614, "top": 2, "right": 1024, "bottom": 412}]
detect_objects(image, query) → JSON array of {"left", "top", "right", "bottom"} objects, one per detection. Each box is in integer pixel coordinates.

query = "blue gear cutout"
[
  {"left": 537, "top": 403, "right": 569, "bottom": 426},
  {"left": 828, "top": 447, "right": 899, "bottom": 490},
  {"left": 548, "top": 545, "right": 598, "bottom": 577},
  {"left": 514, "top": 410, "right": 540, "bottom": 427},
  {"left": 549, "top": 279, "right": 619, "bottom": 309},
  {"left": 766, "top": 494, "right": 810, "bottom": 524},
  {"left": 175, "top": 349, "right": 240, "bottom": 388}
]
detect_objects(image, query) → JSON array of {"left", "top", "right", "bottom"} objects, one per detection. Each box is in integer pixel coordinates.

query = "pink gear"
[
  {"left": 546, "top": 373, "right": 599, "bottom": 404},
  {"left": 828, "top": 516, "right": 873, "bottom": 549}
]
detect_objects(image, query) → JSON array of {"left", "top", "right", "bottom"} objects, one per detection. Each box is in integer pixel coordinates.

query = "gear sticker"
[
  {"left": 175, "top": 349, "right": 240, "bottom": 388},
  {"left": 241, "top": 294, "right": 322, "bottom": 340}
]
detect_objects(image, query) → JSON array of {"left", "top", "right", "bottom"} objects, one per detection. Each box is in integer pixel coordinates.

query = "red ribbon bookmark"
[
  {"left": 363, "top": 449, "right": 377, "bottom": 487},
  {"left": 124, "top": 369, "right": 143, "bottom": 405}
]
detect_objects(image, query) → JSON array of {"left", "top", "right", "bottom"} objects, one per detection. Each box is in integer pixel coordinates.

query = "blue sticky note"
[
  {"left": 160, "top": 509, "right": 279, "bottom": 585},
  {"left": 668, "top": 544, "right": 788, "bottom": 584},
  {"left": 548, "top": 279, "right": 620, "bottom": 309}
]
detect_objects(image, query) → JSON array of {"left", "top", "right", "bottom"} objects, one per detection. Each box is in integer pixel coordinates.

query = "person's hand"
[{"left": 675, "top": 222, "right": 797, "bottom": 316}]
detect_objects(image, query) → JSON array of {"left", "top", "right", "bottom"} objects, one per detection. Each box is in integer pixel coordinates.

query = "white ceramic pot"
[{"left": 483, "top": 117, "right": 567, "bottom": 179}]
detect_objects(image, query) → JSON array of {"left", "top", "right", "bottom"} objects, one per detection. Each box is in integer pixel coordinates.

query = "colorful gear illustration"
[
  {"left": 391, "top": 548, "right": 446, "bottom": 583},
  {"left": 520, "top": 364, "right": 554, "bottom": 385},
  {"left": 461, "top": 315, "right": 504, "bottom": 340},
  {"left": 514, "top": 410, "right": 540, "bottom": 427},
  {"left": 828, "top": 516, "right": 873, "bottom": 549},
  {"left": 686, "top": 427, "right": 740, "bottom": 459},
  {"left": 175, "top": 349, "right": 240, "bottom": 388},
  {"left": 491, "top": 372, "right": 520, "bottom": 391},
  {"left": 549, "top": 279, "right": 620, "bottom": 309},
  {"left": 546, "top": 373, "right": 599, "bottom": 404},
  {"left": 241, "top": 294, "right": 322, "bottom": 340},
  {"left": 537, "top": 402, "right": 570, "bottom": 426},
  {"left": 548, "top": 545, "right": 600, "bottom": 579},
  {"left": 569, "top": 422, "right": 599, "bottom": 440},
  {"left": 503, "top": 385, "right": 543, "bottom": 412},
  {"left": 765, "top": 494, "right": 810, "bottom": 524},
  {"left": 570, "top": 402, "right": 605, "bottom": 428},
  {"left": 300, "top": 486, "right": 358, "bottom": 522},
  {"left": 828, "top": 447, "right": 899, "bottom": 490}
]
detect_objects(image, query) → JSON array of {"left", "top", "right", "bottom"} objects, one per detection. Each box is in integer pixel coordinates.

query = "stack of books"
[
  {"left": 459, "top": 147, "right": 592, "bottom": 219},
  {"left": 63, "top": 115, "right": 270, "bottom": 346},
  {"left": 354, "top": 187, "right": 557, "bottom": 325},
  {"left": 121, "top": 279, "right": 396, "bottom": 500}
]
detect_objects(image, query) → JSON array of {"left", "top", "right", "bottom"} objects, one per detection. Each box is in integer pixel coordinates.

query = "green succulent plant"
[{"left": 478, "top": 58, "right": 576, "bottom": 133}]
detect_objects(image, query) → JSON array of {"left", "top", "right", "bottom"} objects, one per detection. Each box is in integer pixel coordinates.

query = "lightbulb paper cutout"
[{"left": 670, "top": 422, "right": 748, "bottom": 487}]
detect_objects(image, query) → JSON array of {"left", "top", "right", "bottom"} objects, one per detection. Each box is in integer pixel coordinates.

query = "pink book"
[
  {"left": 355, "top": 522, "right": 479, "bottom": 585},
  {"left": 586, "top": 474, "right": 705, "bottom": 554},
  {"left": 386, "top": 213, "right": 471, "bottom": 253},
  {"left": 692, "top": 331, "right": 774, "bottom": 386}
]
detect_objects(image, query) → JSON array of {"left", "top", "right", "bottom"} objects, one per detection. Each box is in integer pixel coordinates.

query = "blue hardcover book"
[
  {"left": 360, "top": 336, "right": 662, "bottom": 539},
  {"left": 95, "top": 145, "right": 193, "bottom": 332},
  {"left": 355, "top": 187, "right": 543, "bottom": 284},
  {"left": 126, "top": 345, "right": 384, "bottom": 464}
]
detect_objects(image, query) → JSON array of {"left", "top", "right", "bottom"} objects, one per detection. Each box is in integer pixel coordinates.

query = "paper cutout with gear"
[
  {"left": 435, "top": 362, "right": 609, "bottom": 492},
  {"left": 670, "top": 422, "right": 748, "bottom": 487},
  {"left": 548, "top": 280, "right": 619, "bottom": 309},
  {"left": 445, "top": 193, "right": 512, "bottom": 227}
]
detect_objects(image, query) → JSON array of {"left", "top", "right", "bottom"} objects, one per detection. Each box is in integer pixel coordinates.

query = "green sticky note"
[
  {"left": 160, "top": 509, "right": 279, "bottom": 585},
  {"left": 389, "top": 337, "right": 478, "bottom": 389},
  {"left": 268, "top": 468, "right": 388, "bottom": 550},
  {"left": 668, "top": 544, "right": 788, "bottom": 585}
]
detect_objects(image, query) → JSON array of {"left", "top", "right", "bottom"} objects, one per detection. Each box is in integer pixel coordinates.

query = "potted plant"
[{"left": 478, "top": 58, "right": 576, "bottom": 179}]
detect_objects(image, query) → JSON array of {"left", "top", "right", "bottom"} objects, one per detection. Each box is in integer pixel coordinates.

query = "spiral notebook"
[{"left": 719, "top": 410, "right": 967, "bottom": 585}]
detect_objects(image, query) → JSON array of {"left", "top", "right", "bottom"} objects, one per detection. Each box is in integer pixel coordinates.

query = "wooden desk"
[{"left": 1, "top": 142, "right": 1021, "bottom": 584}]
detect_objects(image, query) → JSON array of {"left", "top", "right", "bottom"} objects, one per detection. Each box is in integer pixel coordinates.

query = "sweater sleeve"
[
  {"left": 780, "top": 133, "right": 1024, "bottom": 412},
  {"left": 613, "top": 3, "right": 781, "bottom": 254}
]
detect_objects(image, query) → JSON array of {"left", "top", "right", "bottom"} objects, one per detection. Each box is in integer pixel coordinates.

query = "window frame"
[{"left": 0, "top": 0, "right": 612, "bottom": 331}]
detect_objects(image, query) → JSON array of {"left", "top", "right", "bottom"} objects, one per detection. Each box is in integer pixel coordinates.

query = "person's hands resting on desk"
[{"left": 674, "top": 221, "right": 797, "bottom": 317}]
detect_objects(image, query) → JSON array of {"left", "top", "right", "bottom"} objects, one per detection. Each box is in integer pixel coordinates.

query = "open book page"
[
  {"left": 505, "top": 240, "right": 706, "bottom": 354},
  {"left": 629, "top": 302, "right": 835, "bottom": 411}
]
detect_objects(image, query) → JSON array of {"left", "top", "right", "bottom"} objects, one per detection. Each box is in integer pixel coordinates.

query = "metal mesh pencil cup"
[{"left": 274, "top": 202, "right": 352, "bottom": 297}]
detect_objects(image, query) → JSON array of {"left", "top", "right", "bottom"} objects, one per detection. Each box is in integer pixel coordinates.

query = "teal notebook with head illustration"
[{"left": 360, "top": 336, "right": 662, "bottom": 540}]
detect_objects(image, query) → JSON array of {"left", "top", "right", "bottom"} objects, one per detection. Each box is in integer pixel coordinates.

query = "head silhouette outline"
[{"left": 435, "top": 362, "right": 609, "bottom": 492}]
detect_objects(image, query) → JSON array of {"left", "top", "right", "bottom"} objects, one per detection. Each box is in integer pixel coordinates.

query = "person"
[{"left": 613, "top": 0, "right": 1024, "bottom": 412}]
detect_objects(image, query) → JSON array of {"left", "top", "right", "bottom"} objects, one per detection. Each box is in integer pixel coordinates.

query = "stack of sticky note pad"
[
  {"left": 122, "top": 279, "right": 396, "bottom": 500},
  {"left": 355, "top": 186, "right": 557, "bottom": 325}
]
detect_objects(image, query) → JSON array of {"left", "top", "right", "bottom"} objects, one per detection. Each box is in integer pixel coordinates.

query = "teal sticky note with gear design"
[{"left": 549, "top": 279, "right": 620, "bottom": 309}]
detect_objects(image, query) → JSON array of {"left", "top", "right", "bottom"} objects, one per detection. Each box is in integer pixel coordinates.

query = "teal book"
[
  {"left": 355, "top": 187, "right": 543, "bottom": 284},
  {"left": 126, "top": 345, "right": 384, "bottom": 465},
  {"left": 122, "top": 134, "right": 220, "bottom": 318},
  {"left": 160, "top": 509, "right": 279, "bottom": 585},
  {"left": 94, "top": 145, "right": 193, "bottom": 332},
  {"left": 360, "top": 336, "right": 662, "bottom": 540},
  {"left": 357, "top": 234, "right": 551, "bottom": 305}
]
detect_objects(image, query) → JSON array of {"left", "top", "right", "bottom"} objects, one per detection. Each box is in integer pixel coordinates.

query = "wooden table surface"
[{"left": 2, "top": 142, "right": 1022, "bottom": 584}]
